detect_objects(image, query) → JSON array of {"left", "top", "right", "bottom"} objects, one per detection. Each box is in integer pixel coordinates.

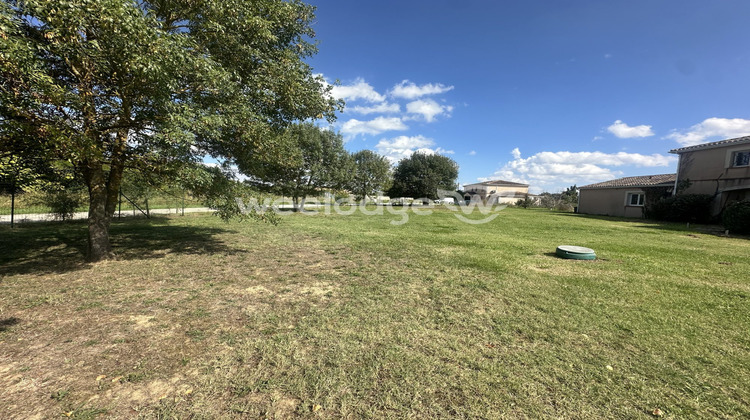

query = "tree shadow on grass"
[
  {"left": 554, "top": 212, "right": 737, "bottom": 237},
  {"left": 0, "top": 216, "right": 244, "bottom": 277},
  {"left": 555, "top": 212, "right": 693, "bottom": 230},
  {"left": 553, "top": 212, "right": 659, "bottom": 225}
]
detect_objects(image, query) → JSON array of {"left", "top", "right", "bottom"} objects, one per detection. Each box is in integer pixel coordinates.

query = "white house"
[{"left": 463, "top": 180, "right": 531, "bottom": 205}]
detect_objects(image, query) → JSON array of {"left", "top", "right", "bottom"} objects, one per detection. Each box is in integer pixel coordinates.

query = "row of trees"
[
  {"left": 243, "top": 122, "right": 460, "bottom": 209},
  {"left": 244, "top": 122, "right": 391, "bottom": 209}
]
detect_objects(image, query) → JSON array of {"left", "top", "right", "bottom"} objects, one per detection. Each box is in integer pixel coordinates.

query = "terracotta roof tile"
[
  {"left": 580, "top": 174, "right": 676, "bottom": 189},
  {"left": 670, "top": 135, "right": 750, "bottom": 154},
  {"left": 464, "top": 179, "right": 529, "bottom": 187}
]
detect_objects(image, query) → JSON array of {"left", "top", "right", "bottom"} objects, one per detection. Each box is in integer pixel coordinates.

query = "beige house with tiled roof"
[
  {"left": 670, "top": 135, "right": 750, "bottom": 214},
  {"left": 578, "top": 135, "right": 750, "bottom": 218},
  {"left": 463, "top": 180, "right": 531, "bottom": 204},
  {"left": 578, "top": 174, "right": 676, "bottom": 218}
]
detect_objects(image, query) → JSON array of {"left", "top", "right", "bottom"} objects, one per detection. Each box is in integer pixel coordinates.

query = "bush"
[
  {"left": 644, "top": 194, "right": 714, "bottom": 223},
  {"left": 644, "top": 198, "right": 671, "bottom": 221},
  {"left": 555, "top": 202, "right": 575, "bottom": 212},
  {"left": 516, "top": 195, "right": 533, "bottom": 208},
  {"left": 722, "top": 200, "right": 750, "bottom": 234},
  {"left": 42, "top": 189, "right": 85, "bottom": 220}
]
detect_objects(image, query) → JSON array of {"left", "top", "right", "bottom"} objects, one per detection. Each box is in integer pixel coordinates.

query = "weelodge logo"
[{"left": 236, "top": 189, "right": 508, "bottom": 225}]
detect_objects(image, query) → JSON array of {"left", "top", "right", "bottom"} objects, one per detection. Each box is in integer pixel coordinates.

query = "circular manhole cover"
[{"left": 556, "top": 245, "right": 596, "bottom": 260}]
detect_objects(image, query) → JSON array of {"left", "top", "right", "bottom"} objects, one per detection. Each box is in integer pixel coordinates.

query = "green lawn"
[{"left": 1, "top": 208, "right": 748, "bottom": 418}]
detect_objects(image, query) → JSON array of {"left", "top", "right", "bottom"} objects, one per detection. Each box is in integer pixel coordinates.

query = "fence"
[{"left": 0, "top": 187, "right": 204, "bottom": 227}]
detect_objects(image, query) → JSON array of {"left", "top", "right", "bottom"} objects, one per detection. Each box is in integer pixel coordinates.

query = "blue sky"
[{"left": 306, "top": 0, "right": 750, "bottom": 193}]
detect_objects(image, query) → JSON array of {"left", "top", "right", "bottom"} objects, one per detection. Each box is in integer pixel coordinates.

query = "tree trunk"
[
  {"left": 84, "top": 163, "right": 113, "bottom": 262},
  {"left": 83, "top": 121, "right": 128, "bottom": 262}
]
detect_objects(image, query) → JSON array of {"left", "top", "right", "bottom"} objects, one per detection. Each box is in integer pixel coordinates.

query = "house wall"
[
  {"left": 678, "top": 146, "right": 750, "bottom": 195},
  {"left": 578, "top": 187, "right": 645, "bottom": 218},
  {"left": 490, "top": 185, "right": 529, "bottom": 197},
  {"left": 464, "top": 184, "right": 529, "bottom": 198},
  {"left": 677, "top": 144, "right": 750, "bottom": 213},
  {"left": 463, "top": 184, "right": 485, "bottom": 194}
]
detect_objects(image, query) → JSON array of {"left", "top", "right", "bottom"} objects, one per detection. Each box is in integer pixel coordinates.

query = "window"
[
  {"left": 733, "top": 150, "right": 750, "bottom": 167},
  {"left": 627, "top": 192, "right": 644, "bottom": 206}
]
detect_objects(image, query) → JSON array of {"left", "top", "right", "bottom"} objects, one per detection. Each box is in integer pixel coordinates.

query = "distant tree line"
[
  {"left": 516, "top": 185, "right": 578, "bottom": 211},
  {"left": 242, "top": 125, "right": 460, "bottom": 209},
  {"left": 242, "top": 123, "right": 393, "bottom": 210}
]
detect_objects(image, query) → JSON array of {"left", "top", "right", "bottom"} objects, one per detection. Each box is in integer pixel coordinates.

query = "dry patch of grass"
[{"left": 0, "top": 215, "right": 357, "bottom": 418}]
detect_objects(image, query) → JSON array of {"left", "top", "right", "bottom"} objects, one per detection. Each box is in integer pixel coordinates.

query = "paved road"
[{"left": 0, "top": 207, "right": 213, "bottom": 224}]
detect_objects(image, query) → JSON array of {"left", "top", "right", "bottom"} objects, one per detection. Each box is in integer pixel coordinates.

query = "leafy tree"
[
  {"left": 0, "top": 154, "right": 48, "bottom": 194},
  {"left": 0, "top": 0, "right": 340, "bottom": 260},
  {"left": 516, "top": 193, "right": 533, "bottom": 208},
  {"left": 242, "top": 123, "right": 349, "bottom": 210},
  {"left": 537, "top": 192, "right": 556, "bottom": 209},
  {"left": 561, "top": 185, "right": 578, "bottom": 204},
  {"left": 536, "top": 186, "right": 577, "bottom": 211},
  {"left": 349, "top": 150, "right": 391, "bottom": 201},
  {"left": 1, "top": 154, "right": 90, "bottom": 223},
  {"left": 1, "top": 154, "right": 45, "bottom": 226},
  {"left": 388, "top": 152, "right": 458, "bottom": 200}
]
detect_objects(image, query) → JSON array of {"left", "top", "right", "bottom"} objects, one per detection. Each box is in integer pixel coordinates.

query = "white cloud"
[
  {"left": 350, "top": 102, "right": 400, "bottom": 115},
  {"left": 666, "top": 117, "right": 750, "bottom": 146},
  {"left": 375, "top": 135, "right": 453, "bottom": 163},
  {"left": 528, "top": 151, "right": 672, "bottom": 167},
  {"left": 607, "top": 120, "right": 655, "bottom": 138},
  {"left": 486, "top": 149, "right": 676, "bottom": 193},
  {"left": 469, "top": 150, "right": 477, "bottom": 156},
  {"left": 331, "top": 77, "right": 385, "bottom": 103},
  {"left": 405, "top": 99, "right": 453, "bottom": 122},
  {"left": 390, "top": 80, "right": 454, "bottom": 99},
  {"left": 341, "top": 117, "right": 408, "bottom": 138}
]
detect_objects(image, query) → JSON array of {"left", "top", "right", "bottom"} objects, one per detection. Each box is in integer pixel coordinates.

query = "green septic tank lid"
[{"left": 556, "top": 245, "right": 596, "bottom": 260}]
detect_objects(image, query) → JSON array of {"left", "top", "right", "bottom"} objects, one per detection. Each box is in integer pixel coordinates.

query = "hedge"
[
  {"left": 722, "top": 200, "right": 750, "bottom": 234},
  {"left": 644, "top": 194, "right": 714, "bottom": 223}
]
